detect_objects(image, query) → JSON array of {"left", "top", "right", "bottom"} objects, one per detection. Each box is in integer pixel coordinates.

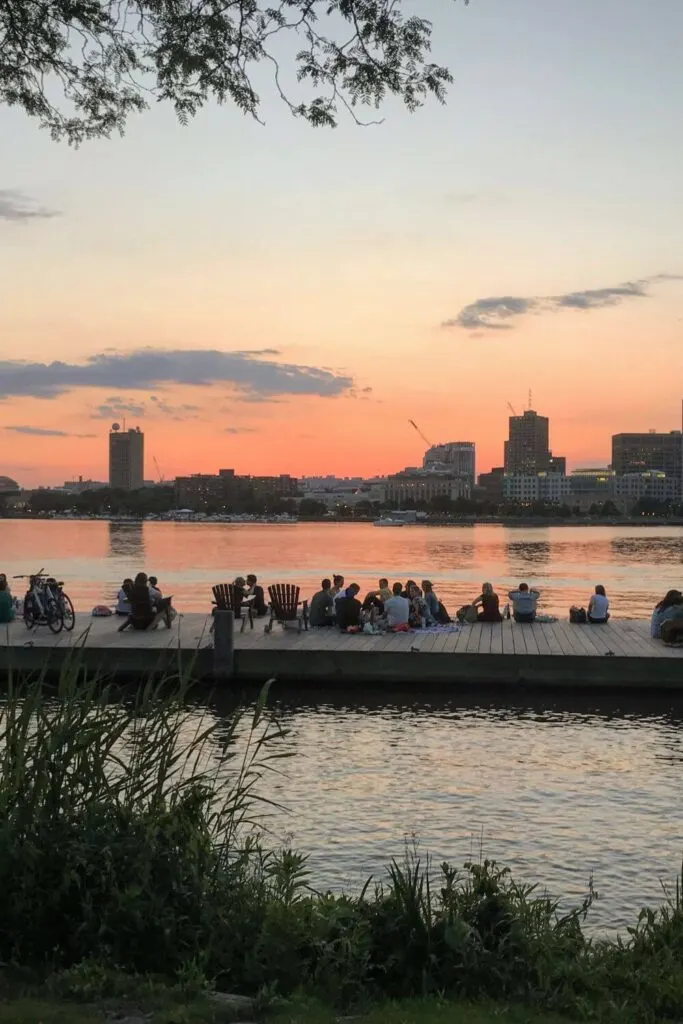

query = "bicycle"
[
  {"left": 49, "top": 578, "right": 75, "bottom": 631},
  {"left": 14, "top": 570, "right": 64, "bottom": 633}
]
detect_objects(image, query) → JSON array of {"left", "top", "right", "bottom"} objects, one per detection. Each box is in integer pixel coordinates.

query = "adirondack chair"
[
  {"left": 212, "top": 583, "right": 253, "bottom": 632},
  {"left": 265, "top": 583, "right": 308, "bottom": 632}
]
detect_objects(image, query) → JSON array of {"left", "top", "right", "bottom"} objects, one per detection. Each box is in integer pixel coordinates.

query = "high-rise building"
[
  {"left": 423, "top": 442, "right": 476, "bottom": 486},
  {"left": 504, "top": 409, "right": 564, "bottom": 475},
  {"left": 611, "top": 432, "right": 682, "bottom": 479},
  {"left": 108, "top": 425, "right": 144, "bottom": 490}
]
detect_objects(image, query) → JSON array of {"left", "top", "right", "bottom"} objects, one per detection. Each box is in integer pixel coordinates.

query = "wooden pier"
[{"left": 1, "top": 613, "right": 682, "bottom": 689}]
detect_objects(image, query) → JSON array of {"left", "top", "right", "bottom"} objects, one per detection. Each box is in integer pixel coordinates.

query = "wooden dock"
[{"left": 1, "top": 614, "right": 682, "bottom": 689}]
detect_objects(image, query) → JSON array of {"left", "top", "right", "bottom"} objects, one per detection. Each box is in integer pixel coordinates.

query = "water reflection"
[
  {"left": 505, "top": 539, "right": 551, "bottom": 570},
  {"left": 193, "top": 689, "right": 683, "bottom": 934},
  {"left": 611, "top": 535, "right": 683, "bottom": 563},
  {"left": 107, "top": 522, "right": 145, "bottom": 563}
]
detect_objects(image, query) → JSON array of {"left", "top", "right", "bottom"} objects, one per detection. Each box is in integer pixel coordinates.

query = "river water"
[{"left": 3, "top": 520, "right": 683, "bottom": 931}]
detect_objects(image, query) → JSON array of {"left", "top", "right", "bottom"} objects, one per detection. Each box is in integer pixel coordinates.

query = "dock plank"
[{"left": 4, "top": 613, "right": 683, "bottom": 689}]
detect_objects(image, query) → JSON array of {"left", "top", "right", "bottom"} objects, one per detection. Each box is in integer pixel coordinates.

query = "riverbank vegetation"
[{"left": 0, "top": 669, "right": 682, "bottom": 1023}]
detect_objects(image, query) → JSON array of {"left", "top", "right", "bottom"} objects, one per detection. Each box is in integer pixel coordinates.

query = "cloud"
[
  {"left": 0, "top": 189, "right": 58, "bottom": 222},
  {"left": 0, "top": 348, "right": 354, "bottom": 401},
  {"left": 443, "top": 274, "right": 683, "bottom": 331},
  {"left": 3, "top": 425, "right": 95, "bottom": 438},
  {"left": 224, "top": 427, "right": 258, "bottom": 434}
]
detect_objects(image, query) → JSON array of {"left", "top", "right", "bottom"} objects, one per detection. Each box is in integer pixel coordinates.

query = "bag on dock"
[{"left": 569, "top": 606, "right": 587, "bottom": 624}]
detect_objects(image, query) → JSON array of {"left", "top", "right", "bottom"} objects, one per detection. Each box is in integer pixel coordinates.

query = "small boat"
[{"left": 373, "top": 517, "right": 405, "bottom": 527}]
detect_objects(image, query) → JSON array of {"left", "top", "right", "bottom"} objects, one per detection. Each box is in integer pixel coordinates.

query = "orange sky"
[{"left": 1, "top": 0, "right": 682, "bottom": 487}]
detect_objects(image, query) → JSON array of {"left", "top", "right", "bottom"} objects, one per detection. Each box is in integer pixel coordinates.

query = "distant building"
[
  {"left": 504, "top": 410, "right": 565, "bottom": 476},
  {"left": 476, "top": 467, "right": 504, "bottom": 503},
  {"left": 63, "top": 476, "right": 108, "bottom": 493},
  {"left": 611, "top": 432, "right": 682, "bottom": 479},
  {"left": 614, "top": 471, "right": 679, "bottom": 505},
  {"left": 175, "top": 468, "right": 299, "bottom": 510},
  {"left": 423, "top": 442, "right": 476, "bottom": 487},
  {"left": 108, "top": 426, "right": 144, "bottom": 490},
  {"left": 380, "top": 469, "right": 469, "bottom": 506},
  {"left": 503, "top": 473, "right": 571, "bottom": 504}
]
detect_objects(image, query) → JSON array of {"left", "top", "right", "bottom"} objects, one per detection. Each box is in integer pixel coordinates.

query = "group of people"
[
  {"left": 309, "top": 576, "right": 451, "bottom": 633},
  {"left": 116, "top": 573, "right": 175, "bottom": 631},
  {"left": 466, "top": 582, "right": 610, "bottom": 625}
]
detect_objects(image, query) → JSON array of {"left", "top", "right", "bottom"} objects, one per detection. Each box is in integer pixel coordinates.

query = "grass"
[
  {"left": 0, "top": 995, "right": 581, "bottom": 1024},
  {"left": 0, "top": 660, "right": 683, "bottom": 1023}
]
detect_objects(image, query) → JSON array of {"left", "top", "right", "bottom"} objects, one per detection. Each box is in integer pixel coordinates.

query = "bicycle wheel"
[
  {"left": 60, "top": 592, "right": 75, "bottom": 631},
  {"left": 23, "top": 594, "right": 36, "bottom": 630},
  {"left": 46, "top": 599, "right": 64, "bottom": 634}
]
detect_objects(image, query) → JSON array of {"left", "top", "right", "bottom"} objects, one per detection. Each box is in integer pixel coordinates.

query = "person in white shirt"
[
  {"left": 383, "top": 581, "right": 410, "bottom": 628},
  {"left": 588, "top": 585, "right": 609, "bottom": 624},
  {"left": 508, "top": 582, "right": 540, "bottom": 623}
]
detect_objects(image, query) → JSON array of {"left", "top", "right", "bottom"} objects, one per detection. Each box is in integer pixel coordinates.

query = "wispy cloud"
[
  {"left": 0, "top": 348, "right": 354, "bottom": 401},
  {"left": 224, "top": 427, "right": 258, "bottom": 434},
  {"left": 3, "top": 425, "right": 95, "bottom": 438},
  {"left": 443, "top": 274, "right": 682, "bottom": 331},
  {"left": 0, "top": 189, "right": 58, "bottom": 222}
]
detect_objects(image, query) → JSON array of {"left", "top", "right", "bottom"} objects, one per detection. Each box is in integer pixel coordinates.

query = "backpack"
[{"left": 569, "top": 606, "right": 587, "bottom": 625}]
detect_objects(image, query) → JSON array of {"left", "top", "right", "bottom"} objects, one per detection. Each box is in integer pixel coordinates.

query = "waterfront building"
[
  {"left": 175, "top": 468, "right": 299, "bottom": 511},
  {"left": 611, "top": 431, "right": 683, "bottom": 479},
  {"left": 504, "top": 409, "right": 565, "bottom": 476},
  {"left": 423, "top": 442, "right": 476, "bottom": 488},
  {"left": 502, "top": 472, "right": 571, "bottom": 504},
  {"left": 108, "top": 425, "right": 144, "bottom": 491},
  {"left": 380, "top": 469, "right": 470, "bottom": 506}
]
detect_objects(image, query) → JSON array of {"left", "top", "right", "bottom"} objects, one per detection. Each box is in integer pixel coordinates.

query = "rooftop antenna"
[{"left": 528, "top": 389, "right": 533, "bottom": 411}]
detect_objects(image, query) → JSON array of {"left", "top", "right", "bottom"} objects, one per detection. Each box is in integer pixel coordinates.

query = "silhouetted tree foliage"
[{"left": 1, "top": 0, "right": 468, "bottom": 144}]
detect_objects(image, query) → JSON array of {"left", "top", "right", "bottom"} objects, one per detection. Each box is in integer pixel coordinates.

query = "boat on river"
[{"left": 373, "top": 517, "right": 405, "bottom": 527}]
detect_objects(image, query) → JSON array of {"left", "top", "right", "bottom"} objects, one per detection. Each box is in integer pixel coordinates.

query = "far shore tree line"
[{"left": 4, "top": 489, "right": 683, "bottom": 520}]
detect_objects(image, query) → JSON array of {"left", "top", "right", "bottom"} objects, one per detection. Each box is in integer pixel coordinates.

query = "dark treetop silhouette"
[{"left": 1, "top": 0, "right": 469, "bottom": 144}]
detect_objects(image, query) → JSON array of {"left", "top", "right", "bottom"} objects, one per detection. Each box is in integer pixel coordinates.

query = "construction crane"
[
  {"left": 408, "top": 419, "right": 432, "bottom": 447},
  {"left": 153, "top": 456, "right": 165, "bottom": 484},
  {"left": 507, "top": 402, "right": 518, "bottom": 417}
]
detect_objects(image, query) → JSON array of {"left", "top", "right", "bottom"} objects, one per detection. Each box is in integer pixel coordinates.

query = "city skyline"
[{"left": 2, "top": 0, "right": 683, "bottom": 488}]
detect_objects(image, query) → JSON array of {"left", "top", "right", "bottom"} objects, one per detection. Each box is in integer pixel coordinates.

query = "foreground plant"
[{"left": 0, "top": 664, "right": 682, "bottom": 1023}]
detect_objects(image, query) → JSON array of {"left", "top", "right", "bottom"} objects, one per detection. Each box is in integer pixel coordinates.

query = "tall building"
[
  {"left": 108, "top": 425, "right": 144, "bottom": 490},
  {"left": 423, "top": 442, "right": 476, "bottom": 486},
  {"left": 504, "top": 409, "right": 565, "bottom": 475},
  {"left": 611, "top": 432, "right": 682, "bottom": 479}
]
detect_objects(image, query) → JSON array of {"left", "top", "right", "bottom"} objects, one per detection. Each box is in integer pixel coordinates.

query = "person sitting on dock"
[
  {"left": 119, "top": 572, "right": 172, "bottom": 631},
  {"left": 335, "top": 583, "right": 363, "bottom": 632},
  {"left": 650, "top": 590, "right": 683, "bottom": 638},
  {"left": 330, "top": 574, "right": 345, "bottom": 601},
  {"left": 473, "top": 582, "right": 502, "bottom": 622},
  {"left": 245, "top": 574, "right": 268, "bottom": 616},
  {"left": 401, "top": 579, "right": 419, "bottom": 600},
  {"left": 588, "top": 585, "right": 610, "bottom": 624},
  {"left": 309, "top": 578, "right": 336, "bottom": 627},
  {"left": 421, "top": 580, "right": 440, "bottom": 623},
  {"left": 362, "top": 578, "right": 390, "bottom": 615},
  {"left": 383, "top": 582, "right": 410, "bottom": 630},
  {"left": 0, "top": 576, "right": 14, "bottom": 623},
  {"left": 115, "top": 578, "right": 133, "bottom": 616},
  {"left": 508, "top": 582, "right": 540, "bottom": 624}
]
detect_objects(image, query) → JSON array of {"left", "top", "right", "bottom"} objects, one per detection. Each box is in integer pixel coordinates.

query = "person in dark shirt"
[
  {"left": 245, "top": 574, "right": 267, "bottom": 616},
  {"left": 335, "top": 583, "right": 362, "bottom": 631},
  {"left": 473, "top": 582, "right": 502, "bottom": 622},
  {"left": 309, "top": 578, "right": 335, "bottom": 627}
]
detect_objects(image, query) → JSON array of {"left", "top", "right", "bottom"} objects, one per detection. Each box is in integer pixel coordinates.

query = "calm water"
[
  {"left": 3, "top": 520, "right": 683, "bottom": 931},
  {"left": 203, "top": 688, "right": 683, "bottom": 934},
  {"left": 3, "top": 519, "right": 683, "bottom": 615}
]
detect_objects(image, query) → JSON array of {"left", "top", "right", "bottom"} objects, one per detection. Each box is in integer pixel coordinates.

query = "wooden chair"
[
  {"left": 212, "top": 583, "right": 253, "bottom": 633},
  {"left": 265, "top": 583, "right": 308, "bottom": 633}
]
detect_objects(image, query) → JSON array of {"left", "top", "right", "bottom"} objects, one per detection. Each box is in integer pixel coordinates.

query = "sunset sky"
[{"left": 1, "top": 0, "right": 682, "bottom": 488}]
